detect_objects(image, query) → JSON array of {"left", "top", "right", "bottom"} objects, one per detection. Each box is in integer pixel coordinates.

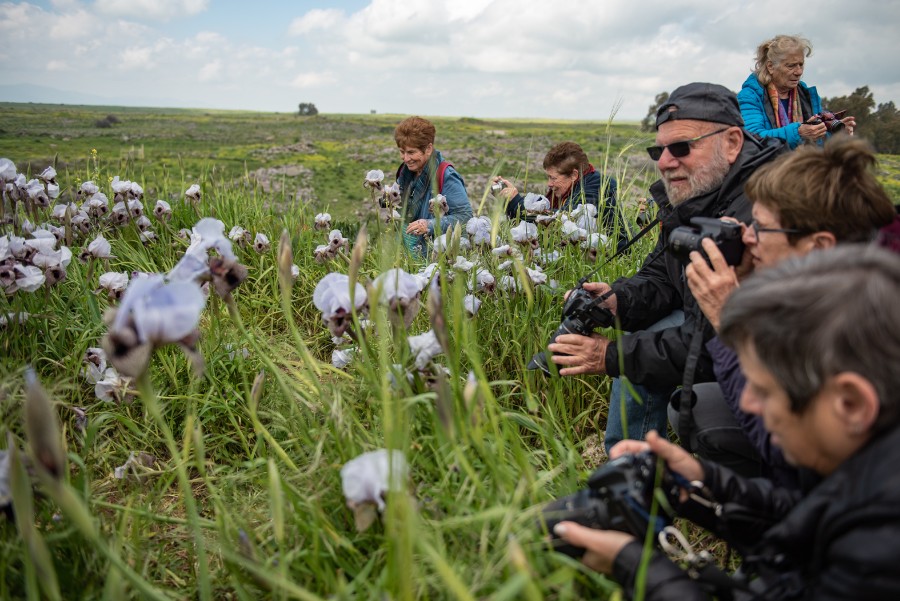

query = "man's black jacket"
[{"left": 604, "top": 134, "right": 785, "bottom": 388}]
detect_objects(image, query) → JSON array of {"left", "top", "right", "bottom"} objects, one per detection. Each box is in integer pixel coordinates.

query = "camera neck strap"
[{"left": 577, "top": 215, "right": 660, "bottom": 287}]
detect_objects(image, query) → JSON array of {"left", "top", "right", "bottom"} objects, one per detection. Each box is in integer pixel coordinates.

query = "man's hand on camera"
[
  {"left": 685, "top": 237, "right": 740, "bottom": 331},
  {"left": 551, "top": 523, "right": 634, "bottom": 575},
  {"left": 563, "top": 282, "right": 618, "bottom": 315},
  {"left": 610, "top": 431, "right": 704, "bottom": 501},
  {"left": 549, "top": 333, "right": 608, "bottom": 376}
]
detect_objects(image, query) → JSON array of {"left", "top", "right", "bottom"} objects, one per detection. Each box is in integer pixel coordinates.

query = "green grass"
[{"left": 0, "top": 104, "right": 897, "bottom": 600}]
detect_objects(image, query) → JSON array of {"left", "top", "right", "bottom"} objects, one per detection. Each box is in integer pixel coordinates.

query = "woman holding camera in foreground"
[
  {"left": 738, "top": 34, "right": 856, "bottom": 149},
  {"left": 554, "top": 244, "right": 900, "bottom": 600},
  {"left": 673, "top": 135, "right": 897, "bottom": 486},
  {"left": 493, "top": 142, "right": 629, "bottom": 246}
]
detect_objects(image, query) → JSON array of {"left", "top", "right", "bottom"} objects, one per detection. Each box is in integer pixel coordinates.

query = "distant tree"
[
  {"left": 869, "top": 101, "right": 900, "bottom": 154},
  {"left": 641, "top": 92, "right": 669, "bottom": 132},
  {"left": 297, "top": 102, "right": 319, "bottom": 117},
  {"left": 822, "top": 86, "right": 875, "bottom": 126},
  {"left": 94, "top": 117, "right": 113, "bottom": 128},
  {"left": 822, "top": 86, "right": 900, "bottom": 153}
]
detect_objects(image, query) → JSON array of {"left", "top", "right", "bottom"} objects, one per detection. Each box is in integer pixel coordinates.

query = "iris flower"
[
  {"left": 314, "top": 212, "right": 332, "bottom": 231},
  {"left": 372, "top": 268, "right": 426, "bottom": 329},
  {"left": 331, "top": 348, "right": 356, "bottom": 369},
  {"left": 341, "top": 449, "right": 407, "bottom": 531},
  {"left": 428, "top": 194, "right": 449, "bottom": 217},
  {"left": 153, "top": 200, "right": 172, "bottom": 222},
  {"left": 408, "top": 329, "right": 442, "bottom": 370},
  {"left": 102, "top": 274, "right": 207, "bottom": 377},
  {"left": 83, "top": 192, "right": 109, "bottom": 218},
  {"left": 473, "top": 268, "right": 495, "bottom": 293},
  {"left": 228, "top": 226, "right": 252, "bottom": 246},
  {"left": 451, "top": 256, "right": 475, "bottom": 272},
  {"left": 383, "top": 182, "right": 401, "bottom": 207},
  {"left": 363, "top": 169, "right": 385, "bottom": 191},
  {"left": 253, "top": 233, "right": 270, "bottom": 253},
  {"left": 184, "top": 184, "right": 202, "bottom": 203},
  {"left": 98, "top": 271, "right": 129, "bottom": 300},
  {"left": 80, "top": 234, "right": 113, "bottom": 262},
  {"left": 462, "top": 294, "right": 481, "bottom": 316},
  {"left": 313, "top": 272, "right": 368, "bottom": 338},
  {"left": 522, "top": 193, "right": 551, "bottom": 213},
  {"left": 510, "top": 220, "right": 538, "bottom": 246},
  {"left": 465, "top": 216, "right": 492, "bottom": 246}
]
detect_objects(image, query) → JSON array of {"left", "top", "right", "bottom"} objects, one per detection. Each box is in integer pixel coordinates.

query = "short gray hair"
[
  {"left": 720, "top": 245, "right": 900, "bottom": 434},
  {"left": 754, "top": 34, "right": 812, "bottom": 86}
]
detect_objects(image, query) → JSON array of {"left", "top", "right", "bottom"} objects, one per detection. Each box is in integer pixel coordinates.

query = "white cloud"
[
  {"left": 198, "top": 60, "right": 221, "bottom": 82},
  {"left": 119, "top": 45, "right": 155, "bottom": 70},
  {"left": 94, "top": 0, "right": 209, "bottom": 21},
  {"left": 290, "top": 71, "right": 337, "bottom": 88},
  {"left": 288, "top": 8, "right": 344, "bottom": 35},
  {"left": 0, "top": 0, "right": 895, "bottom": 120}
]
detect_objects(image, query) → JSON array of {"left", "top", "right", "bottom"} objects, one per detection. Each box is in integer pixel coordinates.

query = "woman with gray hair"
[{"left": 737, "top": 34, "right": 855, "bottom": 149}]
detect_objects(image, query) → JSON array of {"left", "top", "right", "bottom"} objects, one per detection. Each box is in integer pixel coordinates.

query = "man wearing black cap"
[{"left": 548, "top": 82, "right": 785, "bottom": 453}]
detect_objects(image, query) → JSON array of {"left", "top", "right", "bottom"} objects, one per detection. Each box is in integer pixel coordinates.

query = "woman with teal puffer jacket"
[{"left": 737, "top": 34, "right": 855, "bottom": 150}]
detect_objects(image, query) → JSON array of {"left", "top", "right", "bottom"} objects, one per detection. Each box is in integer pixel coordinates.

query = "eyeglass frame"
[
  {"left": 646, "top": 127, "right": 731, "bottom": 161},
  {"left": 748, "top": 219, "right": 807, "bottom": 237}
]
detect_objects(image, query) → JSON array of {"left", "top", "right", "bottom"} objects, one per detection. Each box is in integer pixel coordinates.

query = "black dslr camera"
[
  {"left": 805, "top": 109, "right": 846, "bottom": 134},
  {"left": 527, "top": 286, "right": 616, "bottom": 375},
  {"left": 541, "top": 452, "right": 680, "bottom": 558},
  {"left": 667, "top": 217, "right": 744, "bottom": 266}
]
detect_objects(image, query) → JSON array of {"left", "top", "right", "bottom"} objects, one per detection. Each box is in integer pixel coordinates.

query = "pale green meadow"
[{"left": 0, "top": 104, "right": 895, "bottom": 600}]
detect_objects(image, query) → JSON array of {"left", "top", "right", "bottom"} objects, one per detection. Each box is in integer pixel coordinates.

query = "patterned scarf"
[
  {"left": 767, "top": 83, "right": 803, "bottom": 128},
  {"left": 398, "top": 150, "right": 443, "bottom": 223}
]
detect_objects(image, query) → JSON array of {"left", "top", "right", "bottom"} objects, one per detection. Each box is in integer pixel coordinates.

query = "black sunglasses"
[{"left": 646, "top": 128, "right": 731, "bottom": 161}]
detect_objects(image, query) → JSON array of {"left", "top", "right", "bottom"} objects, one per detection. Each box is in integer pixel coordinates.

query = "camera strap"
[
  {"left": 577, "top": 216, "right": 660, "bottom": 286},
  {"left": 659, "top": 525, "right": 753, "bottom": 600},
  {"left": 678, "top": 318, "right": 706, "bottom": 454}
]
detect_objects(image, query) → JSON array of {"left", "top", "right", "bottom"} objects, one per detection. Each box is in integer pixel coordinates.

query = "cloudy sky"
[{"left": 1, "top": 0, "right": 897, "bottom": 120}]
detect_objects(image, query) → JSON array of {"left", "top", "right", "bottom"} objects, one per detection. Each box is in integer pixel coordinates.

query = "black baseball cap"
[{"left": 656, "top": 83, "right": 744, "bottom": 129}]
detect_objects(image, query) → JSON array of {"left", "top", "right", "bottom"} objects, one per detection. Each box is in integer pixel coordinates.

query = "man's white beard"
[{"left": 661, "top": 143, "right": 732, "bottom": 206}]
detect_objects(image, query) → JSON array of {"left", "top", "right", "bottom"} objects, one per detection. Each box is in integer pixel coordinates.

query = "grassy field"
[
  {"left": 0, "top": 103, "right": 661, "bottom": 221},
  {"left": 0, "top": 103, "right": 896, "bottom": 600}
]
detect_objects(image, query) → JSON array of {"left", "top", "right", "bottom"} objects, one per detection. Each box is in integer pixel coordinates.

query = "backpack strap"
[
  {"left": 396, "top": 160, "right": 453, "bottom": 193},
  {"left": 437, "top": 161, "right": 453, "bottom": 194}
]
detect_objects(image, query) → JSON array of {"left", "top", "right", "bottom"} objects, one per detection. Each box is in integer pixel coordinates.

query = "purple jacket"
[{"left": 706, "top": 336, "right": 800, "bottom": 488}]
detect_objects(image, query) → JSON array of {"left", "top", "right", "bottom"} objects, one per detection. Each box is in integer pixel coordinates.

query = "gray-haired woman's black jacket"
[{"left": 611, "top": 424, "right": 900, "bottom": 600}]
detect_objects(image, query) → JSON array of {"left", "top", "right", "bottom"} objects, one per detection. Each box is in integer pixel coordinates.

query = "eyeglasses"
[
  {"left": 646, "top": 128, "right": 730, "bottom": 161},
  {"left": 749, "top": 219, "right": 805, "bottom": 237}
]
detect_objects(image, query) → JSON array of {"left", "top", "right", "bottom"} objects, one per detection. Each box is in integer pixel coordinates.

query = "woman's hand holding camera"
[
  {"left": 686, "top": 237, "right": 749, "bottom": 331},
  {"left": 554, "top": 431, "right": 705, "bottom": 574},
  {"left": 492, "top": 176, "right": 518, "bottom": 200},
  {"left": 610, "top": 431, "right": 704, "bottom": 488},
  {"left": 798, "top": 121, "right": 827, "bottom": 141}
]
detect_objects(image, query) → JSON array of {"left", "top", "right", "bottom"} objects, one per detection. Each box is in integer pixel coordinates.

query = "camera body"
[
  {"left": 668, "top": 217, "right": 744, "bottom": 266},
  {"left": 541, "top": 452, "right": 679, "bottom": 558},
  {"left": 527, "top": 286, "right": 616, "bottom": 374},
  {"left": 491, "top": 180, "right": 507, "bottom": 193},
  {"left": 806, "top": 109, "right": 846, "bottom": 133}
]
